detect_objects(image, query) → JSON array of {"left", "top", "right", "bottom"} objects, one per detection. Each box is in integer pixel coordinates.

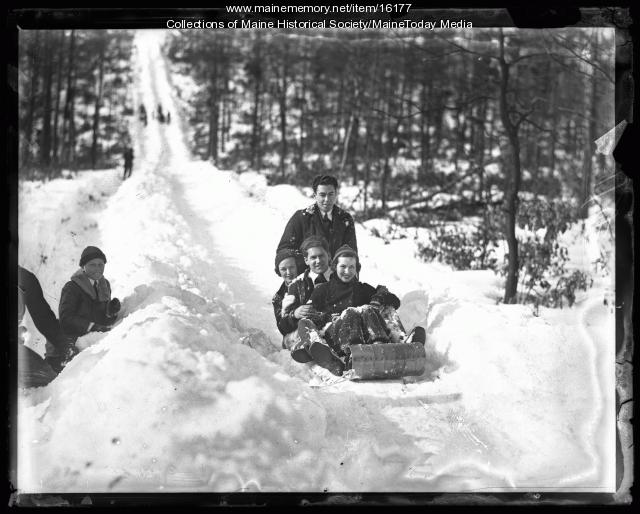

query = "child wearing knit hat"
[
  {"left": 59, "top": 246, "right": 121, "bottom": 344},
  {"left": 301, "top": 245, "right": 425, "bottom": 374},
  {"left": 272, "top": 248, "right": 306, "bottom": 338}
]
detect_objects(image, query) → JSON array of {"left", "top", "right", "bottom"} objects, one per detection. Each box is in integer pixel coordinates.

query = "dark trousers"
[
  {"left": 19, "top": 345, "right": 57, "bottom": 388},
  {"left": 123, "top": 163, "right": 133, "bottom": 179},
  {"left": 325, "top": 306, "right": 390, "bottom": 357}
]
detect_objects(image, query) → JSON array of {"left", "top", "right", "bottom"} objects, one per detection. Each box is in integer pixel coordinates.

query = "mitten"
[
  {"left": 107, "top": 298, "right": 121, "bottom": 317},
  {"left": 281, "top": 294, "right": 296, "bottom": 315}
]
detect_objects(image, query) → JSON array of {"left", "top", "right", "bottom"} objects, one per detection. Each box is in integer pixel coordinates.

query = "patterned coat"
[
  {"left": 272, "top": 281, "right": 299, "bottom": 336},
  {"left": 277, "top": 203, "right": 357, "bottom": 258}
]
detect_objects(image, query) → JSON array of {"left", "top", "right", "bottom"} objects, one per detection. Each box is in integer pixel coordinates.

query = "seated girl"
[{"left": 271, "top": 247, "right": 307, "bottom": 340}]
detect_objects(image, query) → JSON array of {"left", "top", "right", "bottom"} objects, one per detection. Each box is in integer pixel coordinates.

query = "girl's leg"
[{"left": 360, "top": 305, "right": 391, "bottom": 344}]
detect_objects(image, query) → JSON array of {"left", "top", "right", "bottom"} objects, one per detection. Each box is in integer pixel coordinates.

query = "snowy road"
[{"left": 17, "top": 30, "right": 615, "bottom": 494}]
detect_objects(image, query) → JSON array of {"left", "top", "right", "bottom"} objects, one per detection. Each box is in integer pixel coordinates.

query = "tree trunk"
[
  {"left": 22, "top": 31, "right": 41, "bottom": 168},
  {"left": 250, "top": 33, "right": 263, "bottom": 170},
  {"left": 208, "top": 49, "right": 219, "bottom": 162},
  {"left": 349, "top": 115, "right": 360, "bottom": 185},
  {"left": 62, "top": 30, "right": 76, "bottom": 168},
  {"left": 40, "top": 32, "right": 54, "bottom": 174},
  {"left": 476, "top": 99, "right": 488, "bottom": 202},
  {"left": 278, "top": 49, "right": 288, "bottom": 180},
  {"left": 580, "top": 34, "right": 600, "bottom": 219},
  {"left": 91, "top": 39, "right": 106, "bottom": 170},
  {"left": 52, "top": 31, "right": 66, "bottom": 168},
  {"left": 419, "top": 75, "right": 431, "bottom": 183},
  {"left": 498, "top": 30, "right": 522, "bottom": 304},
  {"left": 297, "top": 50, "right": 308, "bottom": 178},
  {"left": 339, "top": 112, "right": 355, "bottom": 177}
]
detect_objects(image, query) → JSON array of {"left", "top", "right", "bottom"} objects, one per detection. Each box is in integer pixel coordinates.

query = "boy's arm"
[{"left": 59, "top": 283, "right": 92, "bottom": 336}]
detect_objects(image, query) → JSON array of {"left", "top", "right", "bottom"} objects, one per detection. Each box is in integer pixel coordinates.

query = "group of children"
[{"left": 272, "top": 236, "right": 425, "bottom": 377}]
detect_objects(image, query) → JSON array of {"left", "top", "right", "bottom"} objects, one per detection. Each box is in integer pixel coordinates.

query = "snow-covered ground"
[{"left": 17, "top": 30, "right": 616, "bottom": 494}]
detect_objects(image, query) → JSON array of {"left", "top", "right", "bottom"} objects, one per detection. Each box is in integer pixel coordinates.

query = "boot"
[
  {"left": 309, "top": 340, "right": 346, "bottom": 376},
  {"left": 406, "top": 326, "right": 426, "bottom": 345},
  {"left": 299, "top": 318, "right": 345, "bottom": 376}
]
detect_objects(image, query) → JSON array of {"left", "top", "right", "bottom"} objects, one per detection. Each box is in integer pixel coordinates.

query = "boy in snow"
[
  {"left": 59, "top": 246, "right": 121, "bottom": 344},
  {"left": 271, "top": 247, "right": 306, "bottom": 338},
  {"left": 300, "top": 245, "right": 425, "bottom": 376},
  {"left": 280, "top": 235, "right": 333, "bottom": 363},
  {"left": 277, "top": 174, "right": 357, "bottom": 259}
]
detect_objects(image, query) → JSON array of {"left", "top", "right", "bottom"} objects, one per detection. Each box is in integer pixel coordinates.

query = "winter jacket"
[
  {"left": 277, "top": 203, "right": 357, "bottom": 258},
  {"left": 310, "top": 274, "right": 400, "bottom": 317},
  {"left": 277, "top": 269, "right": 329, "bottom": 333},
  {"left": 18, "top": 266, "right": 67, "bottom": 349},
  {"left": 59, "top": 269, "right": 117, "bottom": 337},
  {"left": 272, "top": 281, "right": 299, "bottom": 336}
]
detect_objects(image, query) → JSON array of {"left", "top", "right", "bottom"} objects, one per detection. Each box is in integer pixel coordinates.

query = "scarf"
[{"left": 71, "top": 268, "right": 111, "bottom": 302}]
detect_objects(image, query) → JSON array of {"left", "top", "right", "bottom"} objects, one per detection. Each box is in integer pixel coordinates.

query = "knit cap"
[
  {"left": 274, "top": 248, "right": 306, "bottom": 276},
  {"left": 331, "top": 244, "right": 361, "bottom": 272},
  {"left": 79, "top": 246, "right": 107, "bottom": 267}
]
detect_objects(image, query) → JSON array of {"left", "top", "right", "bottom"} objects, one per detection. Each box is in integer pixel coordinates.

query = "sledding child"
[
  {"left": 279, "top": 235, "right": 333, "bottom": 363},
  {"left": 59, "top": 246, "right": 121, "bottom": 343},
  {"left": 299, "top": 245, "right": 425, "bottom": 375}
]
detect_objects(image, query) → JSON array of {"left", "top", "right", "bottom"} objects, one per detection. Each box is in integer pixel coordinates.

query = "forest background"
[{"left": 17, "top": 26, "right": 617, "bottom": 306}]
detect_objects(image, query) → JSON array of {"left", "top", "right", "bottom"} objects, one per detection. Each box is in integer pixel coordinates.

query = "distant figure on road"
[
  {"left": 123, "top": 146, "right": 134, "bottom": 180},
  {"left": 157, "top": 103, "right": 165, "bottom": 123},
  {"left": 166, "top": 111, "right": 171, "bottom": 124},
  {"left": 139, "top": 104, "right": 147, "bottom": 126}
]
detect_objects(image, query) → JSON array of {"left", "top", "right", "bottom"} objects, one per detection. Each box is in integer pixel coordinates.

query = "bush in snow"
[
  {"left": 503, "top": 197, "right": 593, "bottom": 309},
  {"left": 415, "top": 204, "right": 501, "bottom": 271}
]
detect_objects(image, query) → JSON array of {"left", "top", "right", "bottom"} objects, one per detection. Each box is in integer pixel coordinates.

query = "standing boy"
[
  {"left": 277, "top": 174, "right": 357, "bottom": 259},
  {"left": 123, "top": 147, "right": 134, "bottom": 180}
]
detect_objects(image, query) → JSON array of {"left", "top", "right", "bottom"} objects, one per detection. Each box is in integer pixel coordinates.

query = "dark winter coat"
[
  {"left": 277, "top": 269, "right": 329, "bottom": 333},
  {"left": 124, "top": 148, "right": 134, "bottom": 165},
  {"left": 18, "top": 266, "right": 67, "bottom": 349},
  {"left": 272, "top": 281, "right": 299, "bottom": 336},
  {"left": 310, "top": 274, "right": 400, "bottom": 317},
  {"left": 59, "top": 269, "right": 116, "bottom": 337},
  {"left": 277, "top": 203, "right": 357, "bottom": 258}
]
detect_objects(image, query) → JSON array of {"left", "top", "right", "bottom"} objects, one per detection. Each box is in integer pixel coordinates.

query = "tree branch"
[{"left": 387, "top": 167, "right": 480, "bottom": 211}]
